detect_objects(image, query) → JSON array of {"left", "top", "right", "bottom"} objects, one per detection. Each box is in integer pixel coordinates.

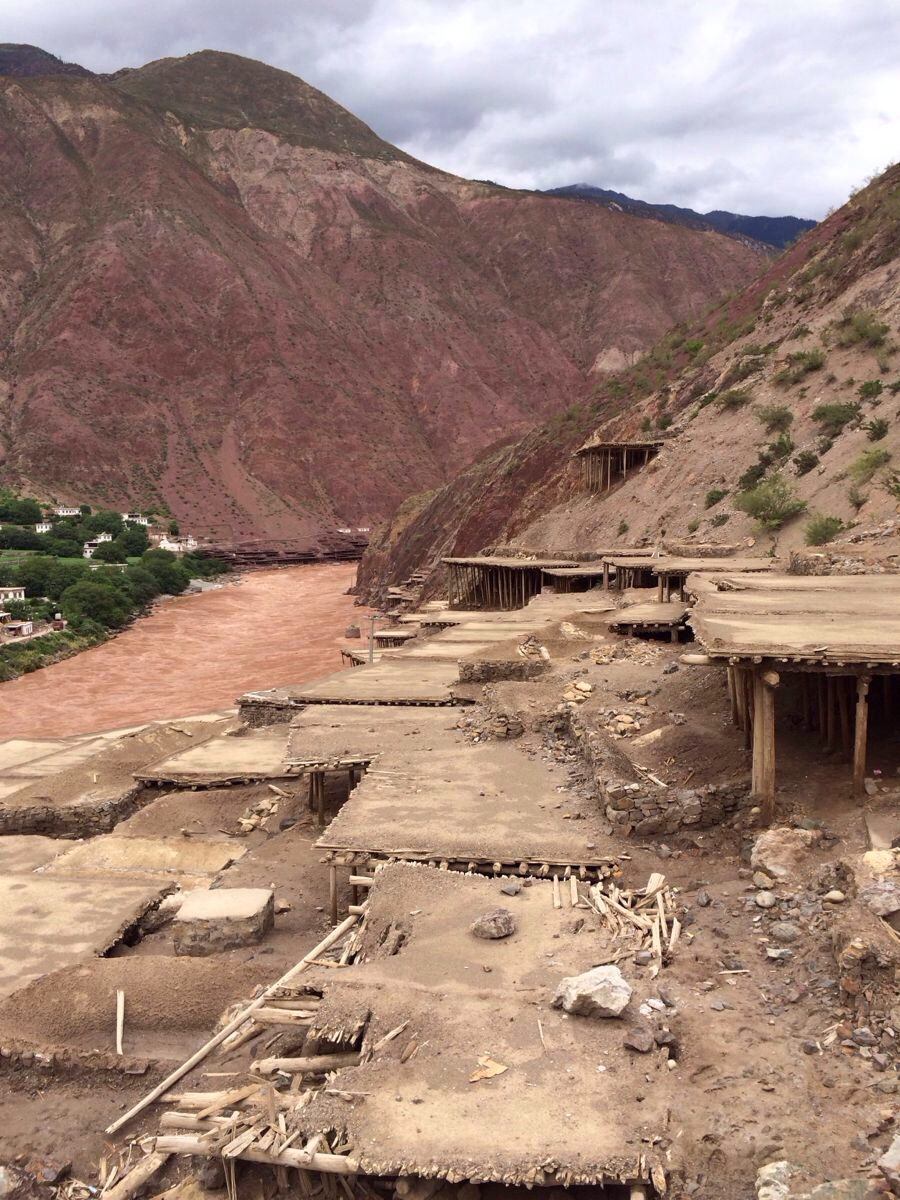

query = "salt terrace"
[{"left": 0, "top": 554, "right": 898, "bottom": 1199}]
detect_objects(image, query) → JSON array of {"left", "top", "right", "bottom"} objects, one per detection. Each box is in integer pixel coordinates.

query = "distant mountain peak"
[
  {"left": 545, "top": 183, "right": 815, "bottom": 250},
  {"left": 108, "top": 49, "right": 429, "bottom": 166},
  {"left": 0, "top": 44, "right": 91, "bottom": 78}
]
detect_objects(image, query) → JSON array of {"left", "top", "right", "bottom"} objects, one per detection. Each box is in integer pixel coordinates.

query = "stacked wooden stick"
[{"left": 587, "top": 872, "right": 681, "bottom": 969}]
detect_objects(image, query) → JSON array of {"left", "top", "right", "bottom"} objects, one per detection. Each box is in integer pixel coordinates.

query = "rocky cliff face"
[
  {"left": 0, "top": 49, "right": 763, "bottom": 545},
  {"left": 360, "top": 164, "right": 900, "bottom": 594}
]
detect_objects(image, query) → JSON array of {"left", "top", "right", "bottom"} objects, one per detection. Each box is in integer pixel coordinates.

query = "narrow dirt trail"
[{"left": 0, "top": 564, "right": 360, "bottom": 737}]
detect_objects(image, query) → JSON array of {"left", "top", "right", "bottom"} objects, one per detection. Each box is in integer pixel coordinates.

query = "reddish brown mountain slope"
[
  {"left": 359, "top": 163, "right": 900, "bottom": 595},
  {"left": 0, "top": 50, "right": 763, "bottom": 545}
]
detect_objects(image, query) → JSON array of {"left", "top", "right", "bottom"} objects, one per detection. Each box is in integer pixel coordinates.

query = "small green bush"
[
  {"left": 757, "top": 404, "right": 793, "bottom": 434},
  {"left": 832, "top": 307, "right": 889, "bottom": 348},
  {"left": 733, "top": 473, "right": 807, "bottom": 530},
  {"left": 617, "top": 520, "right": 629, "bottom": 537},
  {"left": 704, "top": 487, "right": 728, "bottom": 508},
  {"left": 768, "top": 432, "right": 795, "bottom": 461},
  {"left": 738, "top": 461, "right": 767, "bottom": 490},
  {"left": 718, "top": 387, "right": 752, "bottom": 410},
  {"left": 848, "top": 447, "right": 892, "bottom": 485},
  {"left": 774, "top": 348, "right": 825, "bottom": 386},
  {"left": 655, "top": 413, "right": 673, "bottom": 430},
  {"left": 710, "top": 512, "right": 730, "bottom": 527},
  {"left": 848, "top": 485, "right": 867, "bottom": 510},
  {"left": 687, "top": 517, "right": 700, "bottom": 533},
  {"left": 640, "top": 416, "right": 652, "bottom": 432},
  {"left": 793, "top": 449, "right": 819, "bottom": 475},
  {"left": 885, "top": 473, "right": 900, "bottom": 500},
  {"left": 888, "top": 380, "right": 900, "bottom": 394},
  {"left": 811, "top": 401, "right": 861, "bottom": 436},
  {"left": 698, "top": 391, "right": 717, "bottom": 408},
  {"left": 865, "top": 417, "right": 889, "bottom": 441},
  {"left": 858, "top": 379, "right": 884, "bottom": 400},
  {"left": 804, "top": 514, "right": 844, "bottom": 545}
]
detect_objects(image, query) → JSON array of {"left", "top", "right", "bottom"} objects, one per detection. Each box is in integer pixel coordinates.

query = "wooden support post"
[
  {"left": 727, "top": 666, "right": 738, "bottom": 726},
  {"left": 657, "top": 574, "right": 664, "bottom": 602},
  {"left": 328, "top": 863, "right": 338, "bottom": 926},
  {"left": 751, "top": 669, "right": 778, "bottom": 823},
  {"left": 733, "top": 666, "right": 745, "bottom": 731},
  {"left": 853, "top": 675, "right": 870, "bottom": 799},
  {"left": 743, "top": 669, "right": 753, "bottom": 748}
]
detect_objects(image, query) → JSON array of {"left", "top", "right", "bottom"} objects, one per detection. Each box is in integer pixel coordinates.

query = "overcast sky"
[{"left": 5, "top": 0, "right": 898, "bottom": 218}]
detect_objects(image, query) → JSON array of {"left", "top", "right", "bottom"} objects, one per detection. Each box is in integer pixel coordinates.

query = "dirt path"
[{"left": 0, "top": 564, "right": 359, "bottom": 738}]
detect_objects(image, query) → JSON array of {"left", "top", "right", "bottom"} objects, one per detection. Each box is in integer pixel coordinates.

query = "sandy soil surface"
[{"left": 0, "top": 564, "right": 359, "bottom": 737}]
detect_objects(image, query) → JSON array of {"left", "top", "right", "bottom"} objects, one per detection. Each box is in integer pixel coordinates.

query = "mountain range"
[
  {"left": 545, "top": 184, "right": 815, "bottom": 250},
  {"left": 361, "top": 161, "right": 900, "bottom": 594},
  {"left": 0, "top": 45, "right": 772, "bottom": 549}
]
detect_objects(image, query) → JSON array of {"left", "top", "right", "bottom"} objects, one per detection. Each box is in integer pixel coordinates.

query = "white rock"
[
  {"left": 823, "top": 890, "right": 845, "bottom": 903},
  {"left": 751, "top": 827, "right": 820, "bottom": 881},
  {"left": 755, "top": 1161, "right": 794, "bottom": 1200},
  {"left": 551, "top": 965, "right": 632, "bottom": 1018}
]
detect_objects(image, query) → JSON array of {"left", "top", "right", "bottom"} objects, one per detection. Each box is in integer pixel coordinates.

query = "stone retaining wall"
[
  {"left": 562, "top": 708, "right": 749, "bottom": 836},
  {"left": 0, "top": 783, "right": 148, "bottom": 838},
  {"left": 458, "top": 659, "right": 546, "bottom": 684}
]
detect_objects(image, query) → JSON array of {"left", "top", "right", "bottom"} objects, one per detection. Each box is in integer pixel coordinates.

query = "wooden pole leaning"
[{"left": 104, "top": 913, "right": 360, "bottom": 1136}]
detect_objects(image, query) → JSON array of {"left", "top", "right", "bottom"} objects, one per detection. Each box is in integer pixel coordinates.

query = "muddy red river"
[{"left": 0, "top": 564, "right": 361, "bottom": 737}]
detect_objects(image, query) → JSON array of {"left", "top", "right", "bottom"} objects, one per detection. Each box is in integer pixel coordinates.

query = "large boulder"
[
  {"left": 551, "top": 965, "right": 632, "bottom": 1018},
  {"left": 470, "top": 907, "right": 516, "bottom": 940},
  {"left": 751, "top": 827, "right": 820, "bottom": 881}
]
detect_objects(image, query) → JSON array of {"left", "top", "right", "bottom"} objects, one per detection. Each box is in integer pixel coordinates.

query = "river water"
[{"left": 0, "top": 564, "right": 361, "bottom": 738}]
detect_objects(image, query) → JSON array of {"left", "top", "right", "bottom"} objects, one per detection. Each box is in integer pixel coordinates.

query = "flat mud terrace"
[
  {"left": 0, "top": 564, "right": 358, "bottom": 737},
  {"left": 0, "top": 575, "right": 897, "bottom": 1200}
]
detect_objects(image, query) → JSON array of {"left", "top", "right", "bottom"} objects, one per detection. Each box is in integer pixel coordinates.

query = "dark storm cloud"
[{"left": 5, "top": 0, "right": 898, "bottom": 217}]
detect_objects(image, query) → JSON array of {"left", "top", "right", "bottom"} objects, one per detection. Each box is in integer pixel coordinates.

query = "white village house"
[
  {"left": 121, "top": 512, "right": 149, "bottom": 526},
  {"left": 0, "top": 586, "right": 26, "bottom": 602},
  {"left": 35, "top": 521, "right": 53, "bottom": 534},
  {"left": 53, "top": 505, "right": 80, "bottom": 517},
  {"left": 156, "top": 534, "right": 198, "bottom": 553}
]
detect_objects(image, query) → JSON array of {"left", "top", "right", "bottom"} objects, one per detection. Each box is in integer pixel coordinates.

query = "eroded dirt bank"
[{"left": 0, "top": 564, "right": 358, "bottom": 737}]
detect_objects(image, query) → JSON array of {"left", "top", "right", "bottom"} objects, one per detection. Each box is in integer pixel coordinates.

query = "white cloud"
[{"left": 4, "top": 0, "right": 898, "bottom": 216}]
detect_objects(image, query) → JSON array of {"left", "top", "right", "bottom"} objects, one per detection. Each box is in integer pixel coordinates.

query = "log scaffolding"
[
  {"left": 725, "top": 661, "right": 888, "bottom": 818},
  {"left": 574, "top": 441, "right": 663, "bottom": 493},
  {"left": 442, "top": 557, "right": 568, "bottom": 610}
]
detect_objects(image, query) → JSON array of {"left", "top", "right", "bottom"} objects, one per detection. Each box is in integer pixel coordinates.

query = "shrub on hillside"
[
  {"left": 865, "top": 417, "right": 889, "bottom": 441},
  {"left": 793, "top": 449, "right": 819, "bottom": 476},
  {"left": 804, "top": 514, "right": 845, "bottom": 545},
  {"left": 91, "top": 542, "right": 127, "bottom": 564},
  {"left": 774, "top": 347, "right": 825, "bottom": 386},
  {"left": 858, "top": 379, "right": 884, "bottom": 400},
  {"left": 733, "top": 473, "right": 807, "bottom": 530},
  {"left": 768, "top": 432, "right": 795, "bottom": 461},
  {"left": 848, "top": 447, "right": 892, "bottom": 486},
  {"left": 718, "top": 387, "right": 752, "bottom": 410},
  {"left": 757, "top": 404, "right": 793, "bottom": 434},
  {"left": 811, "top": 401, "right": 861, "bottom": 436},
  {"left": 832, "top": 307, "right": 889, "bottom": 348},
  {"left": 704, "top": 487, "right": 728, "bottom": 508}
]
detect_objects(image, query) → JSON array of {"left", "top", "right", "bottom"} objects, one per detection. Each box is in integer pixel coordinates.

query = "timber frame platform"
[
  {"left": 688, "top": 572, "right": 900, "bottom": 817},
  {"left": 574, "top": 439, "right": 663, "bottom": 492},
  {"left": 442, "top": 556, "right": 570, "bottom": 610}
]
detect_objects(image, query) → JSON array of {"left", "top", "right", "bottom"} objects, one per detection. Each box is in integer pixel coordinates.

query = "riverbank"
[{"left": 0, "top": 564, "right": 359, "bottom": 737}]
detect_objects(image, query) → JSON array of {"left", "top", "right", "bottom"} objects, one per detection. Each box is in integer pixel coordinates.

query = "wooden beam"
[
  {"left": 751, "top": 668, "right": 778, "bottom": 823},
  {"left": 853, "top": 675, "right": 870, "bottom": 798}
]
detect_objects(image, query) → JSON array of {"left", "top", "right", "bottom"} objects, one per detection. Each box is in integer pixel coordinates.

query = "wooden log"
[
  {"left": 751, "top": 669, "right": 778, "bottom": 823},
  {"left": 152, "top": 1135, "right": 359, "bottom": 1175},
  {"left": 837, "top": 677, "right": 851, "bottom": 758},
  {"left": 252, "top": 1052, "right": 361, "bottom": 1075},
  {"left": 115, "top": 989, "right": 125, "bottom": 1057},
  {"left": 102, "top": 1153, "right": 169, "bottom": 1200},
  {"left": 251, "top": 1009, "right": 316, "bottom": 1026},
  {"left": 853, "top": 675, "right": 870, "bottom": 798},
  {"left": 105, "top": 914, "right": 360, "bottom": 1135},
  {"left": 329, "top": 863, "right": 339, "bottom": 926}
]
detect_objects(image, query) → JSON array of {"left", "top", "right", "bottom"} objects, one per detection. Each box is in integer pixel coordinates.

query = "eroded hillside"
[
  {"left": 0, "top": 49, "right": 763, "bottom": 546},
  {"left": 360, "top": 163, "right": 900, "bottom": 595}
]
